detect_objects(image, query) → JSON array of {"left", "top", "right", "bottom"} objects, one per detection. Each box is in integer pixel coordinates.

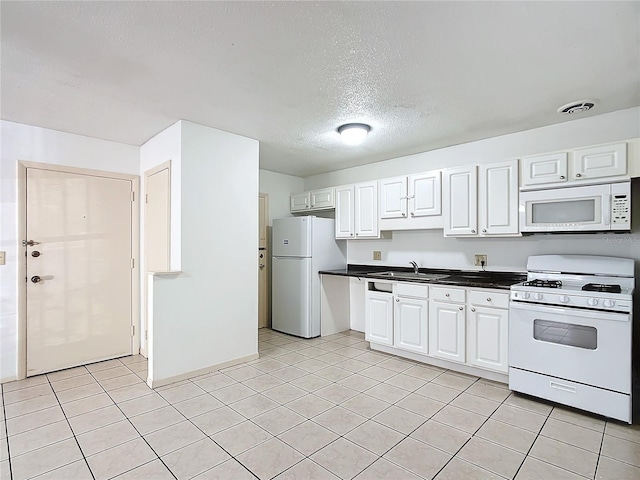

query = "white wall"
[
  {"left": 347, "top": 224, "right": 640, "bottom": 273},
  {"left": 140, "top": 121, "right": 183, "bottom": 271},
  {"left": 259, "top": 169, "right": 303, "bottom": 225},
  {"left": 302, "top": 107, "right": 640, "bottom": 275},
  {"left": 139, "top": 121, "right": 182, "bottom": 355},
  {"left": 0, "top": 121, "right": 139, "bottom": 383},
  {"left": 149, "top": 121, "right": 259, "bottom": 384},
  {"left": 304, "top": 107, "right": 640, "bottom": 189}
]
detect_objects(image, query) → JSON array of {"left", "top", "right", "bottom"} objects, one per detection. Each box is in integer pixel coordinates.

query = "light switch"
[{"left": 0, "top": 251, "right": 5, "bottom": 265}]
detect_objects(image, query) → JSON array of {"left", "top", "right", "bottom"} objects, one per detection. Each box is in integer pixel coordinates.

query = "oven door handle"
[{"left": 509, "top": 301, "right": 630, "bottom": 323}]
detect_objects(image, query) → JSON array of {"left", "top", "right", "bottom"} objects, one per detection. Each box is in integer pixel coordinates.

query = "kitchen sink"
[{"left": 372, "top": 271, "right": 449, "bottom": 280}]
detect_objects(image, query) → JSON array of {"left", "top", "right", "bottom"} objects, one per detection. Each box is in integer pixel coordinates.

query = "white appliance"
[
  {"left": 519, "top": 181, "right": 631, "bottom": 233},
  {"left": 509, "top": 255, "right": 635, "bottom": 423},
  {"left": 272, "top": 216, "right": 346, "bottom": 338}
]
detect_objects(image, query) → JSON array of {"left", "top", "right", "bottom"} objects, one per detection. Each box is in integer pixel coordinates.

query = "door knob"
[
  {"left": 31, "top": 251, "right": 41, "bottom": 257},
  {"left": 31, "top": 276, "right": 41, "bottom": 283}
]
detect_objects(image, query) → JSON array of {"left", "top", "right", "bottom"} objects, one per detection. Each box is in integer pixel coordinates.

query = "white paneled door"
[{"left": 26, "top": 168, "right": 133, "bottom": 376}]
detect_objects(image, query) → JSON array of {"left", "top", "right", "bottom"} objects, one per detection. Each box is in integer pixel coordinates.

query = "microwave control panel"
[{"left": 611, "top": 194, "right": 630, "bottom": 226}]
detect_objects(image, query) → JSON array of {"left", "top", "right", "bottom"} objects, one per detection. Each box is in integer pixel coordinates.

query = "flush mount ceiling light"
[
  {"left": 557, "top": 100, "right": 595, "bottom": 115},
  {"left": 338, "top": 123, "right": 371, "bottom": 145}
]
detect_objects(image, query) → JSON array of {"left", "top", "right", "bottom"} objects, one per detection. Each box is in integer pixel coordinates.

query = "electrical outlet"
[
  {"left": 474, "top": 254, "right": 487, "bottom": 267},
  {"left": 373, "top": 251, "right": 382, "bottom": 261}
]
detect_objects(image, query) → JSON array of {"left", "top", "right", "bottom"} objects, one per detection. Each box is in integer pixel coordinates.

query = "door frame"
[
  {"left": 17, "top": 161, "right": 140, "bottom": 380},
  {"left": 142, "top": 160, "right": 171, "bottom": 357},
  {"left": 258, "top": 192, "right": 270, "bottom": 328}
]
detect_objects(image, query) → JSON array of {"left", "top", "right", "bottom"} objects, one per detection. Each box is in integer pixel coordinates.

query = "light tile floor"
[{"left": 2, "top": 329, "right": 640, "bottom": 479}]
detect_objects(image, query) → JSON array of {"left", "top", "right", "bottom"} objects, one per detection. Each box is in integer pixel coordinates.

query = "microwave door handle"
[{"left": 603, "top": 194, "right": 611, "bottom": 226}]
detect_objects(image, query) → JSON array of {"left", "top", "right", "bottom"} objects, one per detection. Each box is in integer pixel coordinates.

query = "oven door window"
[
  {"left": 533, "top": 319, "right": 597, "bottom": 349},
  {"left": 531, "top": 199, "right": 596, "bottom": 224}
]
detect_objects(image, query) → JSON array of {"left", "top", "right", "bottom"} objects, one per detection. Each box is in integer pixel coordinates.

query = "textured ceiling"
[{"left": 2, "top": 1, "right": 639, "bottom": 177}]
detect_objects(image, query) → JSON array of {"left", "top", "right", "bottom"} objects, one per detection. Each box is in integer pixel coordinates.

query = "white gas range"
[{"left": 509, "top": 255, "right": 635, "bottom": 423}]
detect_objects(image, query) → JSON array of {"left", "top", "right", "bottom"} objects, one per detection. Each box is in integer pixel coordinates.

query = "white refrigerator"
[{"left": 272, "top": 216, "right": 346, "bottom": 338}]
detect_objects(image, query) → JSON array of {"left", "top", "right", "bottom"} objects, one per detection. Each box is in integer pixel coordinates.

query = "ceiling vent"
[{"left": 557, "top": 100, "right": 595, "bottom": 115}]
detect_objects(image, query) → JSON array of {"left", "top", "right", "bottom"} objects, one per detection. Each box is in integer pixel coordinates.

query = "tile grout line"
[
  {"left": 1, "top": 383, "right": 14, "bottom": 480},
  {"left": 43, "top": 371, "right": 96, "bottom": 480},
  {"left": 81, "top": 360, "right": 180, "bottom": 480}
]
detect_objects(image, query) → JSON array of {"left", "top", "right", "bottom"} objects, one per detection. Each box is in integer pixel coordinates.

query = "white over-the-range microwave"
[{"left": 519, "top": 181, "right": 631, "bottom": 233}]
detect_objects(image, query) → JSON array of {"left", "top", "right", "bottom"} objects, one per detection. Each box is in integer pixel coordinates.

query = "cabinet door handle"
[
  {"left": 471, "top": 308, "right": 476, "bottom": 312},
  {"left": 459, "top": 306, "right": 464, "bottom": 311},
  {"left": 410, "top": 212, "right": 414, "bottom": 217},
  {"left": 445, "top": 293, "right": 450, "bottom": 297},
  {"left": 471, "top": 229, "right": 476, "bottom": 234},
  {"left": 402, "top": 213, "right": 406, "bottom": 217},
  {"left": 560, "top": 175, "right": 565, "bottom": 179},
  {"left": 482, "top": 229, "right": 487, "bottom": 233},
  {"left": 396, "top": 299, "right": 400, "bottom": 302},
  {"left": 576, "top": 173, "right": 582, "bottom": 178},
  {"left": 486, "top": 298, "right": 491, "bottom": 302}
]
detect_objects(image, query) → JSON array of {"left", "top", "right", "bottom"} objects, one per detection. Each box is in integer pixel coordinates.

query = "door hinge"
[
  {"left": 131, "top": 325, "right": 135, "bottom": 336},
  {"left": 145, "top": 194, "right": 148, "bottom": 204},
  {"left": 131, "top": 191, "right": 135, "bottom": 202},
  {"left": 131, "top": 258, "right": 135, "bottom": 269},
  {"left": 145, "top": 330, "right": 148, "bottom": 340}
]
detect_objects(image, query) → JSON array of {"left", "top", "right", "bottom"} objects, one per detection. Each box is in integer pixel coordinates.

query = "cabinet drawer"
[
  {"left": 430, "top": 286, "right": 465, "bottom": 303},
  {"left": 469, "top": 290, "right": 509, "bottom": 309},
  {"left": 395, "top": 282, "right": 429, "bottom": 299}
]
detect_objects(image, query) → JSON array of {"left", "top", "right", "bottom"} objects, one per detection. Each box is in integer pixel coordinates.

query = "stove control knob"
[
  {"left": 603, "top": 299, "right": 615, "bottom": 308},
  {"left": 559, "top": 295, "right": 570, "bottom": 304},
  {"left": 533, "top": 293, "right": 543, "bottom": 300},
  {"left": 587, "top": 298, "right": 599, "bottom": 307},
  {"left": 521, "top": 292, "right": 530, "bottom": 299}
]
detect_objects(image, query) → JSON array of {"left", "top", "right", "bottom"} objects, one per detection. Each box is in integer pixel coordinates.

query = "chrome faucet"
[{"left": 409, "top": 261, "right": 419, "bottom": 274}]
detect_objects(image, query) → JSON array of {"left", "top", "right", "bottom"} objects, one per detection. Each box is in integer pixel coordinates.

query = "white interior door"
[
  {"left": 26, "top": 168, "right": 133, "bottom": 376},
  {"left": 145, "top": 165, "right": 170, "bottom": 271}
]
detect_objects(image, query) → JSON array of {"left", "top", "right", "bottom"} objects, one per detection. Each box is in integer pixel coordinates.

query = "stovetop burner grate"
[
  {"left": 582, "top": 283, "right": 622, "bottom": 293},
  {"left": 523, "top": 279, "right": 563, "bottom": 288}
]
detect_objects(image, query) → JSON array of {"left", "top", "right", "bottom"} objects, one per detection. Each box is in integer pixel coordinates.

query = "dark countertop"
[{"left": 320, "top": 264, "right": 526, "bottom": 290}]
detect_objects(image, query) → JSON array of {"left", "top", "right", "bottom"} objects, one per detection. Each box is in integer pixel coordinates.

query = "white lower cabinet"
[
  {"left": 364, "top": 291, "right": 393, "bottom": 346},
  {"left": 467, "top": 305, "right": 509, "bottom": 373},
  {"left": 429, "top": 300, "right": 466, "bottom": 363},
  {"left": 394, "top": 297, "right": 428, "bottom": 354},
  {"left": 365, "top": 281, "right": 509, "bottom": 378}
]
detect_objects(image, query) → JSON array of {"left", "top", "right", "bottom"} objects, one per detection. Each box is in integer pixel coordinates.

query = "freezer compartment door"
[
  {"left": 272, "top": 256, "right": 314, "bottom": 338},
  {"left": 272, "top": 217, "right": 312, "bottom": 257}
]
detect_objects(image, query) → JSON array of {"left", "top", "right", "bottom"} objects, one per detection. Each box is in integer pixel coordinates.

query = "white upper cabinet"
[
  {"left": 522, "top": 142, "right": 628, "bottom": 188},
  {"left": 380, "top": 177, "right": 408, "bottom": 219},
  {"left": 335, "top": 182, "right": 379, "bottom": 239},
  {"left": 290, "top": 187, "right": 335, "bottom": 213},
  {"left": 379, "top": 171, "right": 442, "bottom": 221},
  {"left": 335, "top": 185, "right": 355, "bottom": 239},
  {"left": 478, "top": 160, "right": 519, "bottom": 236},
  {"left": 310, "top": 187, "right": 335, "bottom": 209},
  {"left": 354, "top": 181, "right": 379, "bottom": 238},
  {"left": 521, "top": 153, "right": 568, "bottom": 186},
  {"left": 443, "top": 166, "right": 478, "bottom": 236},
  {"left": 572, "top": 143, "right": 627, "bottom": 181},
  {"left": 409, "top": 171, "right": 442, "bottom": 217},
  {"left": 290, "top": 192, "right": 310, "bottom": 212}
]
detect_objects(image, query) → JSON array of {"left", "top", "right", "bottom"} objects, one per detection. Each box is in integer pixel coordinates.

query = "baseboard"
[
  {"left": 371, "top": 343, "right": 509, "bottom": 384},
  {"left": 148, "top": 353, "right": 259, "bottom": 389},
  {"left": 0, "top": 375, "right": 18, "bottom": 385}
]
